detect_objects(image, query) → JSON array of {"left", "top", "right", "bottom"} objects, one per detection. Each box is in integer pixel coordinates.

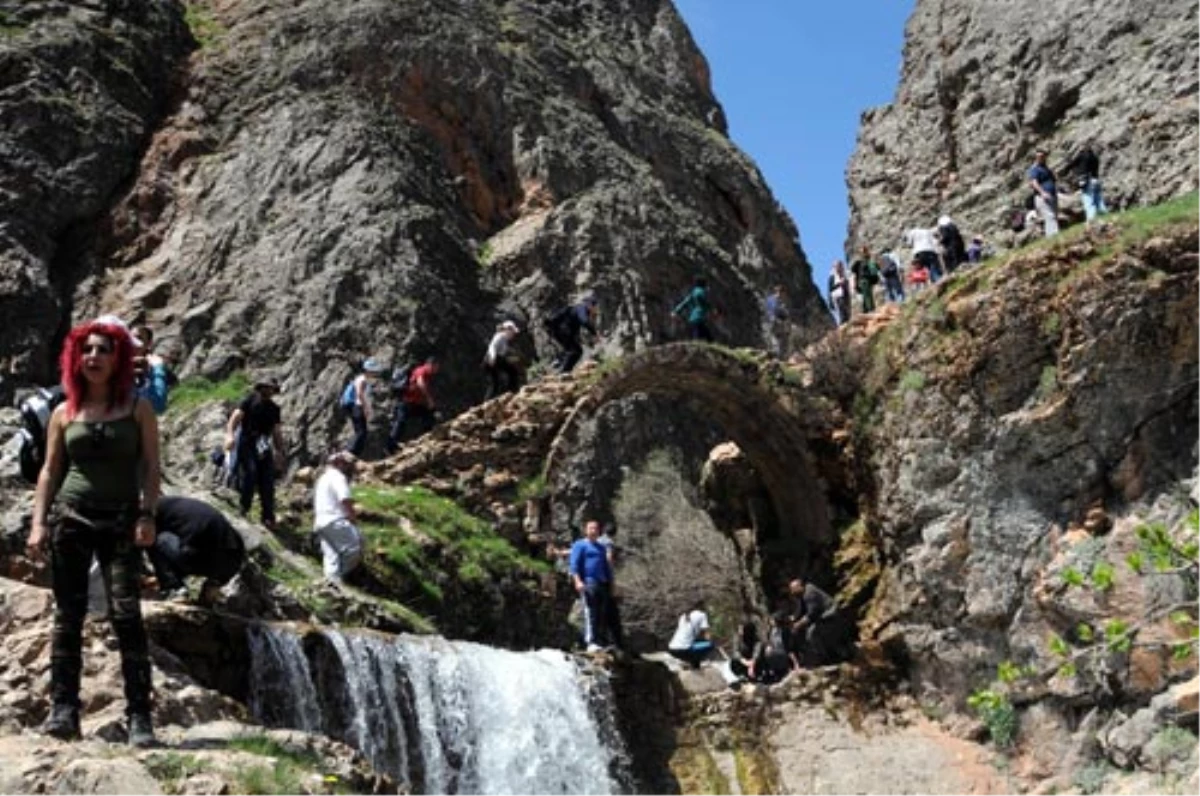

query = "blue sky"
[{"left": 675, "top": 0, "right": 913, "bottom": 294}]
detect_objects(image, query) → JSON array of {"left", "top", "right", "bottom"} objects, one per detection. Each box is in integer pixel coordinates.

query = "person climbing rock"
[
  {"left": 312, "top": 451, "right": 364, "bottom": 585},
  {"left": 343, "top": 358, "right": 382, "bottom": 457},
  {"left": 147, "top": 496, "right": 246, "bottom": 606},
  {"left": 667, "top": 599, "right": 714, "bottom": 668},
  {"left": 936, "top": 215, "right": 967, "bottom": 274},
  {"left": 850, "top": 247, "right": 880, "bottom": 314},
  {"left": 484, "top": 321, "right": 522, "bottom": 400},
  {"left": 387, "top": 356, "right": 439, "bottom": 453},
  {"left": 765, "top": 285, "right": 789, "bottom": 355},
  {"left": 26, "top": 318, "right": 161, "bottom": 747},
  {"left": 904, "top": 224, "right": 943, "bottom": 283},
  {"left": 569, "top": 519, "right": 616, "bottom": 652},
  {"left": 1028, "top": 148, "right": 1060, "bottom": 237},
  {"left": 225, "top": 374, "right": 285, "bottom": 530},
  {"left": 787, "top": 577, "right": 837, "bottom": 667},
  {"left": 879, "top": 250, "right": 905, "bottom": 303},
  {"left": 673, "top": 276, "right": 714, "bottom": 342},
  {"left": 827, "top": 261, "right": 852, "bottom": 326},
  {"left": 1066, "top": 141, "right": 1107, "bottom": 223},
  {"left": 544, "top": 294, "right": 601, "bottom": 373}
]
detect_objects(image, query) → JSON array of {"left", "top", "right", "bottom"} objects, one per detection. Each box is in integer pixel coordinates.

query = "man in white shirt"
[
  {"left": 667, "top": 599, "right": 714, "bottom": 668},
  {"left": 312, "top": 451, "right": 364, "bottom": 584}
]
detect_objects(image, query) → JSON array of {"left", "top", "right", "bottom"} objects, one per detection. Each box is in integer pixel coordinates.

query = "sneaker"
[
  {"left": 41, "top": 704, "right": 80, "bottom": 740},
  {"left": 127, "top": 713, "right": 156, "bottom": 748}
]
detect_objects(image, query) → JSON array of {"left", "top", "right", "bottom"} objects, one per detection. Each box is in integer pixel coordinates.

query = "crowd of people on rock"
[{"left": 828, "top": 142, "right": 1108, "bottom": 326}]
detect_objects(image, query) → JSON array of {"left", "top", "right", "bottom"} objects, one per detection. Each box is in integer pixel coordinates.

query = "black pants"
[
  {"left": 552, "top": 334, "right": 584, "bottom": 373},
  {"left": 485, "top": 361, "right": 520, "bottom": 400},
  {"left": 689, "top": 320, "right": 713, "bottom": 342},
  {"left": 238, "top": 448, "right": 276, "bottom": 525},
  {"left": 347, "top": 405, "right": 368, "bottom": 457},
  {"left": 387, "top": 402, "right": 436, "bottom": 453},
  {"left": 581, "top": 580, "right": 617, "bottom": 648},
  {"left": 50, "top": 511, "right": 151, "bottom": 716},
  {"left": 148, "top": 531, "right": 244, "bottom": 592}
]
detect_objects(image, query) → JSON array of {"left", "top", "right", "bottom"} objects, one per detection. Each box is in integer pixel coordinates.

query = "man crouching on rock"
[{"left": 312, "top": 451, "right": 364, "bottom": 587}]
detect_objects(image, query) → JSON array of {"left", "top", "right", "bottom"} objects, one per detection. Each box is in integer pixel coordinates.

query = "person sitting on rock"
[
  {"left": 544, "top": 294, "right": 601, "bottom": 374},
  {"left": 26, "top": 318, "right": 161, "bottom": 747},
  {"left": 312, "top": 451, "right": 364, "bottom": 586},
  {"left": 787, "top": 577, "right": 837, "bottom": 667},
  {"left": 569, "top": 519, "right": 617, "bottom": 653},
  {"left": 147, "top": 496, "right": 246, "bottom": 606},
  {"left": 483, "top": 320, "right": 522, "bottom": 400},
  {"left": 730, "top": 610, "right": 794, "bottom": 684},
  {"left": 667, "top": 598, "right": 714, "bottom": 668}
]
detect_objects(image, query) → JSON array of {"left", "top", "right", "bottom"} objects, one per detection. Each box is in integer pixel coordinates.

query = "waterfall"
[{"left": 247, "top": 624, "right": 627, "bottom": 794}]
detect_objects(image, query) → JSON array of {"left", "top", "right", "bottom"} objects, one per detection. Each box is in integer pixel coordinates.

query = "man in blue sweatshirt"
[{"left": 569, "top": 519, "right": 616, "bottom": 652}]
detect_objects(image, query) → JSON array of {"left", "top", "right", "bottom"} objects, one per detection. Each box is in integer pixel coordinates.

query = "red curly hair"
[{"left": 59, "top": 321, "right": 137, "bottom": 416}]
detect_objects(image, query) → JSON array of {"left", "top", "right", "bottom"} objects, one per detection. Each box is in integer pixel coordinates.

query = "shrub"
[{"left": 967, "top": 689, "right": 1018, "bottom": 748}]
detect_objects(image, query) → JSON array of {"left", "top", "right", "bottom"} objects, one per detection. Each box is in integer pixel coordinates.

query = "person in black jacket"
[
  {"left": 147, "top": 497, "right": 246, "bottom": 605},
  {"left": 544, "top": 294, "right": 600, "bottom": 374}
]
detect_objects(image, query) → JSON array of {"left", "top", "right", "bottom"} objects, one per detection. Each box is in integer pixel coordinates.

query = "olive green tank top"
[{"left": 58, "top": 413, "right": 141, "bottom": 511}]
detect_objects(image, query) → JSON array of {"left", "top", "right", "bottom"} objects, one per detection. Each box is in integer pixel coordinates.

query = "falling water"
[
  {"left": 247, "top": 624, "right": 627, "bottom": 794},
  {"left": 247, "top": 623, "right": 322, "bottom": 732}
]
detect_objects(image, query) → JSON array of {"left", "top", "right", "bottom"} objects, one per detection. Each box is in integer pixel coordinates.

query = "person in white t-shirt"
[
  {"left": 904, "top": 225, "right": 943, "bottom": 283},
  {"left": 667, "top": 599, "right": 714, "bottom": 668},
  {"left": 312, "top": 451, "right": 364, "bottom": 584}
]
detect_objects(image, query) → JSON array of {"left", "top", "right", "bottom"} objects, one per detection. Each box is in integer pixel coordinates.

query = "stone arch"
[{"left": 544, "top": 343, "right": 836, "bottom": 586}]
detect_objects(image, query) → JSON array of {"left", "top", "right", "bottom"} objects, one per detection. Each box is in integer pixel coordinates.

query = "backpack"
[
  {"left": 389, "top": 363, "right": 415, "bottom": 398},
  {"left": 339, "top": 380, "right": 356, "bottom": 410},
  {"left": 16, "top": 386, "right": 65, "bottom": 484},
  {"left": 880, "top": 253, "right": 900, "bottom": 278}
]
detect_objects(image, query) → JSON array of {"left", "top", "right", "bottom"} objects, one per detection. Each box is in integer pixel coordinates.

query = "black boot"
[
  {"left": 127, "top": 712, "right": 156, "bottom": 748},
  {"left": 41, "top": 703, "right": 81, "bottom": 740}
]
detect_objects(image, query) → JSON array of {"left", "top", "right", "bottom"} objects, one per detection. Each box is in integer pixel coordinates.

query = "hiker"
[
  {"left": 673, "top": 275, "right": 713, "bottom": 342},
  {"left": 936, "top": 215, "right": 967, "bottom": 274},
  {"left": 908, "top": 258, "right": 931, "bottom": 293},
  {"left": 850, "top": 247, "right": 879, "bottom": 314},
  {"left": 597, "top": 522, "right": 625, "bottom": 650},
  {"left": 312, "top": 451, "right": 365, "bottom": 585},
  {"left": 386, "top": 356, "right": 439, "bottom": 453},
  {"left": 879, "top": 249, "right": 905, "bottom": 303},
  {"left": 1028, "top": 148, "right": 1060, "bottom": 237},
  {"left": 224, "top": 374, "right": 285, "bottom": 531},
  {"left": 131, "top": 325, "right": 169, "bottom": 415},
  {"left": 827, "top": 261, "right": 852, "bottom": 326},
  {"left": 544, "top": 294, "right": 600, "bottom": 374},
  {"left": 569, "top": 519, "right": 616, "bottom": 652},
  {"left": 729, "top": 612, "right": 791, "bottom": 684},
  {"left": 25, "top": 318, "right": 161, "bottom": 747},
  {"left": 787, "top": 577, "right": 837, "bottom": 666},
  {"left": 342, "top": 358, "right": 383, "bottom": 457},
  {"left": 904, "top": 224, "right": 943, "bottom": 283},
  {"left": 15, "top": 384, "right": 66, "bottom": 484},
  {"left": 1066, "top": 142, "right": 1107, "bottom": 223},
  {"left": 484, "top": 320, "right": 522, "bottom": 400},
  {"left": 967, "top": 236, "right": 985, "bottom": 265},
  {"left": 667, "top": 599, "right": 714, "bottom": 668},
  {"left": 765, "top": 285, "right": 789, "bottom": 355},
  {"left": 146, "top": 496, "right": 246, "bottom": 606}
]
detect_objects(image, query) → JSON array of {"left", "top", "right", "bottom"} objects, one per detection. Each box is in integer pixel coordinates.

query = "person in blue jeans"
[
  {"left": 569, "top": 519, "right": 616, "bottom": 652},
  {"left": 668, "top": 599, "right": 713, "bottom": 668},
  {"left": 1066, "top": 143, "right": 1107, "bottom": 223}
]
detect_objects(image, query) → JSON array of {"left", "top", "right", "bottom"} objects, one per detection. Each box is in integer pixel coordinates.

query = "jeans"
[
  {"left": 884, "top": 274, "right": 905, "bottom": 302},
  {"left": 553, "top": 336, "right": 584, "bottom": 373},
  {"left": 51, "top": 510, "right": 151, "bottom": 716},
  {"left": 916, "top": 250, "right": 942, "bottom": 283},
  {"left": 580, "top": 580, "right": 617, "bottom": 647},
  {"left": 668, "top": 640, "right": 714, "bottom": 668},
  {"left": 1081, "top": 178, "right": 1107, "bottom": 221},
  {"left": 387, "top": 402, "right": 436, "bottom": 452},
  {"left": 238, "top": 447, "right": 276, "bottom": 525},
  {"left": 347, "top": 405, "right": 368, "bottom": 457},
  {"left": 1035, "top": 193, "right": 1060, "bottom": 237}
]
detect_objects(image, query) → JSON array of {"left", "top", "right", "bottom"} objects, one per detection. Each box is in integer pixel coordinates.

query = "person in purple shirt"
[{"left": 569, "top": 519, "right": 616, "bottom": 652}]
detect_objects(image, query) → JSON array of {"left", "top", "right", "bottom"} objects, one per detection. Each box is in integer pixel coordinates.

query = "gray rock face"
[
  {"left": 32, "top": 0, "right": 831, "bottom": 463},
  {"left": 0, "top": 0, "right": 192, "bottom": 401},
  {"left": 846, "top": 0, "right": 1199, "bottom": 258}
]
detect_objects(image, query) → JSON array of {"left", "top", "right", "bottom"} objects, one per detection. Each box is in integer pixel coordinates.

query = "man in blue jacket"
[{"left": 569, "top": 519, "right": 616, "bottom": 652}]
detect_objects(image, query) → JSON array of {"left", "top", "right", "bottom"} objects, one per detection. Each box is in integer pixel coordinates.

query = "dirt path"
[{"left": 771, "top": 706, "right": 1018, "bottom": 795}]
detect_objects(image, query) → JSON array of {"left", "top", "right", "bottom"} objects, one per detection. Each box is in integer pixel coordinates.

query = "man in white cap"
[
  {"left": 483, "top": 320, "right": 522, "bottom": 400},
  {"left": 312, "top": 451, "right": 364, "bottom": 585}
]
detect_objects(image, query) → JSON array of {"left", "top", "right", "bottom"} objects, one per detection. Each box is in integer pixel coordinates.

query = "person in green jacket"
[
  {"left": 673, "top": 276, "right": 713, "bottom": 342},
  {"left": 850, "top": 247, "right": 880, "bottom": 314}
]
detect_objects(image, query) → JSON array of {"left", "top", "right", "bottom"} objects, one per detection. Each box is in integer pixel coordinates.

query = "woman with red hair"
[{"left": 26, "top": 319, "right": 161, "bottom": 747}]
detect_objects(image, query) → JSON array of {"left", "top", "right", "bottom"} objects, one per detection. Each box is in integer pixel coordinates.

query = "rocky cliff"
[
  {"left": 846, "top": 0, "right": 1198, "bottom": 257},
  {"left": 0, "top": 0, "right": 831, "bottom": 460}
]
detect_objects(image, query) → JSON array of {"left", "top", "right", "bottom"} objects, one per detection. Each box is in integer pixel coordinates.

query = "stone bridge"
[{"left": 368, "top": 342, "right": 854, "bottom": 582}]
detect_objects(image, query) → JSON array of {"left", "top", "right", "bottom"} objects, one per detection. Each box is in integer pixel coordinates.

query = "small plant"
[
  {"left": 1036, "top": 364, "right": 1059, "bottom": 400},
  {"left": 184, "top": 2, "right": 226, "bottom": 49},
  {"left": 144, "top": 752, "right": 209, "bottom": 791},
  {"left": 967, "top": 688, "right": 1018, "bottom": 748},
  {"left": 1073, "top": 761, "right": 1112, "bottom": 795},
  {"left": 899, "top": 369, "right": 926, "bottom": 393},
  {"left": 1041, "top": 311, "right": 1061, "bottom": 337},
  {"left": 1143, "top": 726, "right": 1199, "bottom": 773},
  {"left": 476, "top": 241, "right": 495, "bottom": 266},
  {"left": 169, "top": 372, "right": 250, "bottom": 411},
  {"left": 516, "top": 473, "right": 547, "bottom": 502}
]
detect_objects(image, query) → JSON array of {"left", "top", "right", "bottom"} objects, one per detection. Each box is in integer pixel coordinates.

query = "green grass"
[
  {"left": 355, "top": 484, "right": 550, "bottom": 603},
  {"left": 144, "top": 752, "right": 210, "bottom": 792},
  {"left": 227, "top": 735, "right": 321, "bottom": 768},
  {"left": 184, "top": 2, "right": 226, "bottom": 49},
  {"left": 169, "top": 372, "right": 250, "bottom": 411},
  {"left": 1036, "top": 364, "right": 1059, "bottom": 400},
  {"left": 516, "top": 473, "right": 547, "bottom": 502},
  {"left": 899, "top": 369, "right": 926, "bottom": 393}
]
